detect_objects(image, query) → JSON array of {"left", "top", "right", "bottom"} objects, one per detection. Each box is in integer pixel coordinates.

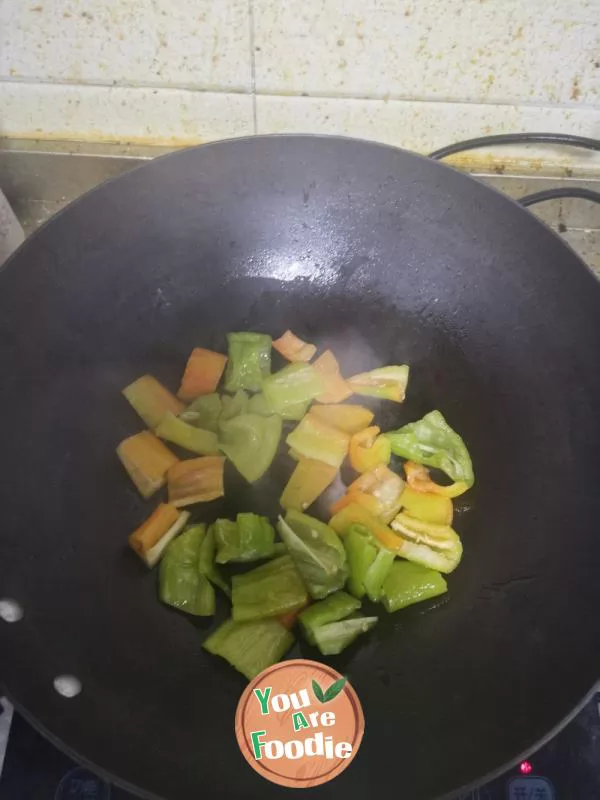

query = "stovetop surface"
[{"left": 1, "top": 690, "right": 599, "bottom": 799}]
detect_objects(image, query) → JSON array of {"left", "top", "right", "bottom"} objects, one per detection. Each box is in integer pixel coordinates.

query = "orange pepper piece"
[
  {"left": 404, "top": 461, "right": 468, "bottom": 498},
  {"left": 177, "top": 347, "right": 228, "bottom": 402}
]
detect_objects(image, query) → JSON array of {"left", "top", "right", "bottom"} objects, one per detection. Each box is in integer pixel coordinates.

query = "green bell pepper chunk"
[
  {"left": 262, "top": 363, "right": 324, "bottom": 416},
  {"left": 213, "top": 514, "right": 275, "bottom": 563},
  {"left": 385, "top": 410, "right": 474, "bottom": 487},
  {"left": 364, "top": 548, "right": 395, "bottom": 602},
  {"left": 159, "top": 525, "right": 215, "bottom": 616},
  {"left": 381, "top": 561, "right": 447, "bottom": 612},
  {"left": 312, "top": 615, "right": 378, "bottom": 656},
  {"left": 279, "top": 400, "right": 312, "bottom": 421},
  {"left": 224, "top": 332, "right": 272, "bottom": 392},
  {"left": 219, "top": 413, "right": 282, "bottom": 483},
  {"left": 220, "top": 390, "right": 249, "bottom": 422},
  {"left": 155, "top": 411, "right": 219, "bottom": 455},
  {"left": 231, "top": 554, "right": 309, "bottom": 621},
  {"left": 277, "top": 509, "right": 348, "bottom": 600},
  {"left": 247, "top": 393, "right": 271, "bottom": 415},
  {"left": 212, "top": 519, "right": 238, "bottom": 563},
  {"left": 179, "top": 393, "right": 222, "bottom": 432},
  {"left": 248, "top": 390, "right": 309, "bottom": 421},
  {"left": 238, "top": 512, "right": 276, "bottom": 559},
  {"left": 344, "top": 524, "right": 394, "bottom": 600},
  {"left": 203, "top": 617, "right": 294, "bottom": 680},
  {"left": 344, "top": 524, "right": 378, "bottom": 599},
  {"left": 197, "top": 524, "right": 230, "bottom": 597},
  {"left": 299, "top": 591, "right": 361, "bottom": 645}
]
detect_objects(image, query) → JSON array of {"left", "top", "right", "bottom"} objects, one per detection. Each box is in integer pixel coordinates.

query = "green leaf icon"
[
  {"left": 312, "top": 679, "right": 325, "bottom": 703},
  {"left": 323, "top": 677, "right": 347, "bottom": 702},
  {"left": 312, "top": 676, "right": 347, "bottom": 704}
]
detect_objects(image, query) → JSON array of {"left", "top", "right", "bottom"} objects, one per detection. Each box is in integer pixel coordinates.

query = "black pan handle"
[
  {"left": 518, "top": 188, "right": 600, "bottom": 207},
  {"left": 428, "top": 133, "right": 600, "bottom": 161}
]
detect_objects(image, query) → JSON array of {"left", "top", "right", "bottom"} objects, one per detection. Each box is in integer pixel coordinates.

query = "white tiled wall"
[{"left": 1, "top": 0, "right": 599, "bottom": 170}]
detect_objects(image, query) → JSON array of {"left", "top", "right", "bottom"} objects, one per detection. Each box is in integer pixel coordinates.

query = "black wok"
[{"left": 1, "top": 135, "right": 600, "bottom": 799}]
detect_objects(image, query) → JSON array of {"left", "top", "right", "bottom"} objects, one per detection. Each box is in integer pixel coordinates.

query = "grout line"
[
  {"left": 0, "top": 76, "right": 253, "bottom": 96},
  {"left": 1, "top": 77, "right": 599, "bottom": 115},
  {"left": 252, "top": 90, "right": 599, "bottom": 112},
  {"left": 247, "top": 0, "right": 258, "bottom": 134}
]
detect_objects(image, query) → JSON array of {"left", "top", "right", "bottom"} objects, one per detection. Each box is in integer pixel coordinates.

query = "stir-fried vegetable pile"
[{"left": 119, "top": 330, "right": 474, "bottom": 680}]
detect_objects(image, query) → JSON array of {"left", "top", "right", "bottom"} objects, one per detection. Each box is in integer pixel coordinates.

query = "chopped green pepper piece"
[
  {"left": 247, "top": 393, "right": 272, "bottom": 415},
  {"left": 279, "top": 400, "right": 312, "bottom": 421},
  {"left": 277, "top": 509, "right": 348, "bottom": 600},
  {"left": 203, "top": 617, "right": 294, "bottom": 680},
  {"left": 312, "top": 615, "right": 378, "bottom": 656},
  {"left": 385, "top": 410, "right": 474, "bottom": 488},
  {"left": 219, "top": 413, "right": 282, "bottom": 483},
  {"left": 159, "top": 525, "right": 215, "bottom": 616},
  {"left": 363, "top": 548, "right": 395, "bottom": 602},
  {"left": 232, "top": 555, "right": 309, "bottom": 621},
  {"left": 262, "top": 363, "right": 324, "bottom": 416},
  {"left": 343, "top": 524, "right": 378, "bottom": 599},
  {"left": 299, "top": 591, "right": 361, "bottom": 645},
  {"left": 179, "top": 393, "right": 222, "bottom": 432},
  {"left": 238, "top": 512, "right": 276, "bottom": 560},
  {"left": 220, "top": 390, "right": 249, "bottom": 422},
  {"left": 381, "top": 561, "right": 447, "bottom": 612},
  {"left": 224, "top": 332, "right": 272, "bottom": 392},
  {"left": 212, "top": 519, "right": 239, "bottom": 563},
  {"left": 247, "top": 390, "right": 309, "bottom": 421},
  {"left": 213, "top": 514, "right": 275, "bottom": 563},
  {"left": 155, "top": 411, "right": 219, "bottom": 455},
  {"left": 198, "top": 524, "right": 230, "bottom": 597}
]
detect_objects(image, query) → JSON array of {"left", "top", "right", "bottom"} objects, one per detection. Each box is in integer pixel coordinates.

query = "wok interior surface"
[{"left": 1, "top": 136, "right": 600, "bottom": 800}]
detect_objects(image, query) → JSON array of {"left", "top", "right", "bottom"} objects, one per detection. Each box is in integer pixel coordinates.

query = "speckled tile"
[
  {"left": 256, "top": 94, "right": 600, "bottom": 175},
  {"left": 0, "top": 83, "right": 254, "bottom": 145},
  {"left": 253, "top": 0, "right": 600, "bottom": 105},
  {"left": 0, "top": 0, "right": 252, "bottom": 91},
  {"left": 561, "top": 229, "right": 600, "bottom": 274}
]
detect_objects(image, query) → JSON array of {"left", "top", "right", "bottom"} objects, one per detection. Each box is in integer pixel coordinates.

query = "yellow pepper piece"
[
  {"left": 347, "top": 463, "right": 405, "bottom": 522},
  {"left": 400, "top": 485, "right": 453, "bottom": 525},
  {"left": 280, "top": 458, "right": 337, "bottom": 511},
  {"left": 404, "top": 461, "right": 468, "bottom": 498},
  {"left": 122, "top": 374, "right": 185, "bottom": 430},
  {"left": 349, "top": 426, "right": 391, "bottom": 473},
  {"left": 310, "top": 404, "right": 374, "bottom": 435},
  {"left": 329, "top": 502, "right": 406, "bottom": 552}
]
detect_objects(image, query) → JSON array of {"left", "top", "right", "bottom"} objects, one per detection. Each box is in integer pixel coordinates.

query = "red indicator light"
[{"left": 519, "top": 760, "right": 533, "bottom": 775}]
